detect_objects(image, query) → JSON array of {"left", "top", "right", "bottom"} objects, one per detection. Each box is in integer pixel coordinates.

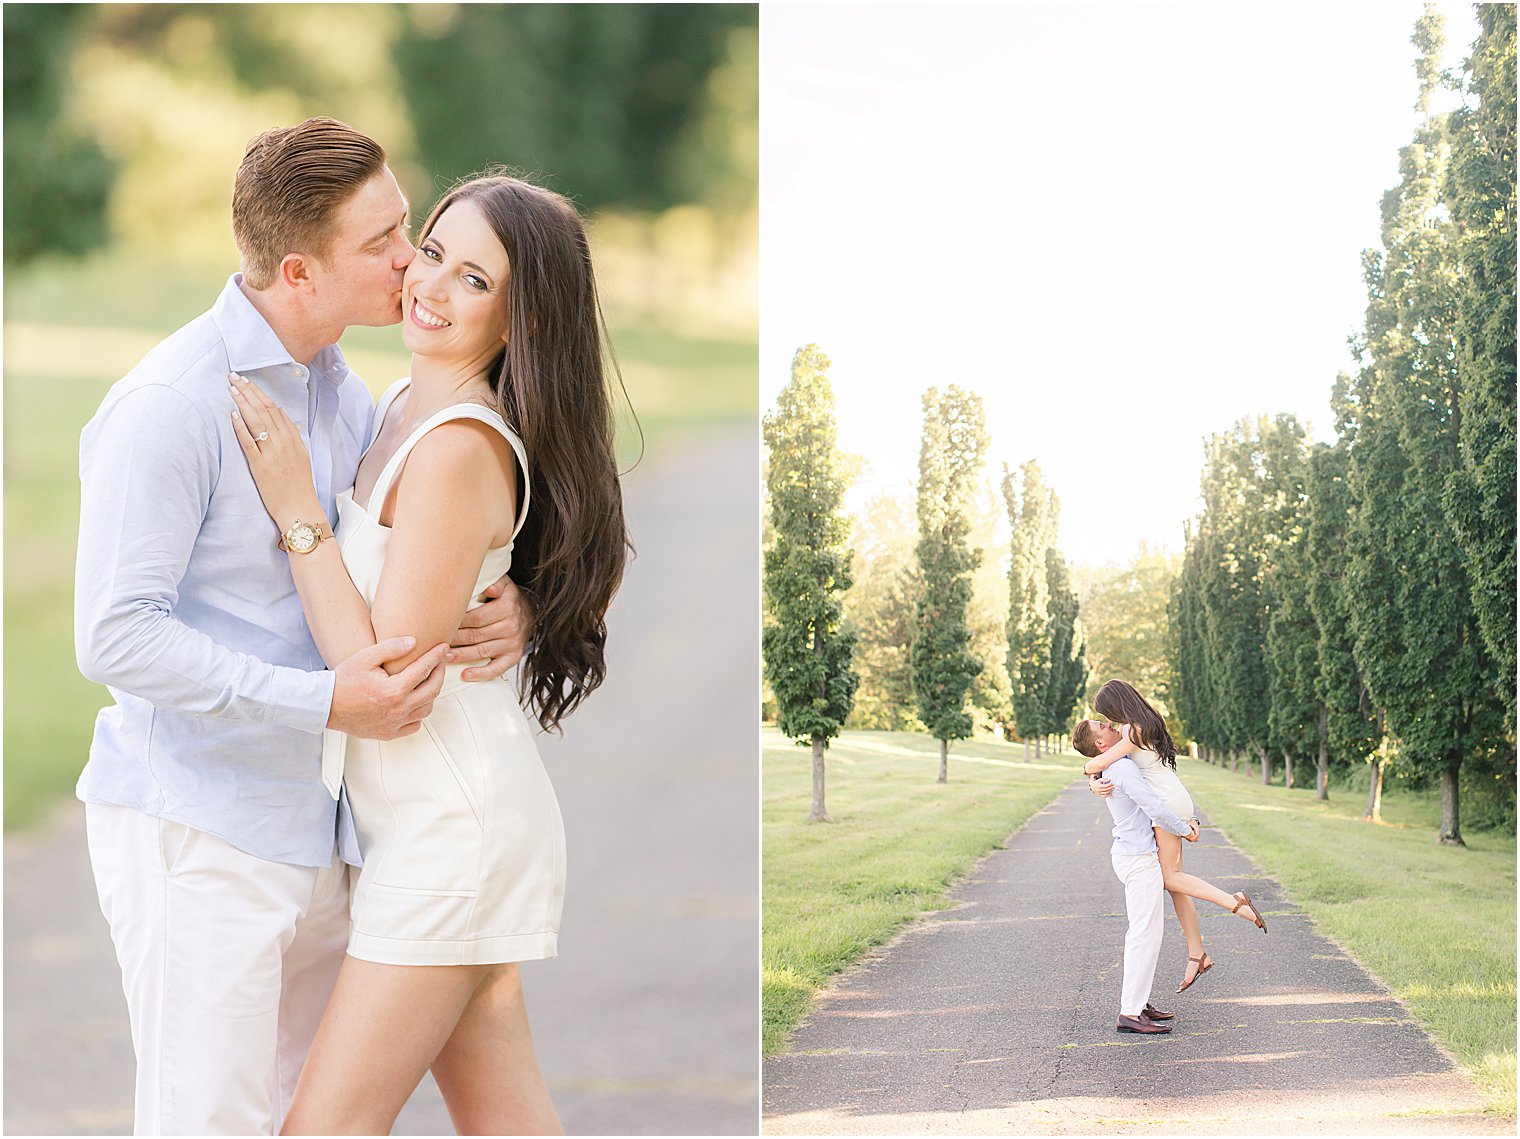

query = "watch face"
[{"left": 287, "top": 522, "right": 320, "bottom": 552}]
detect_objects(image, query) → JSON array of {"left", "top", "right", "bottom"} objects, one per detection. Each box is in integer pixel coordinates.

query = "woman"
[
  {"left": 1074, "top": 679, "right": 1266, "bottom": 994},
  {"left": 228, "top": 173, "right": 628, "bottom": 1134}
]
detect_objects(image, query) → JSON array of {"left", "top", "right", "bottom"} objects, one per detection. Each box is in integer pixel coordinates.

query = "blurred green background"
[{"left": 4, "top": 2, "right": 758, "bottom": 829}]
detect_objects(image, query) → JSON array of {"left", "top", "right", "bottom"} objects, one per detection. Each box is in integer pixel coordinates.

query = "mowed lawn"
[
  {"left": 4, "top": 253, "right": 754, "bottom": 831},
  {"left": 1180, "top": 758, "right": 1516, "bottom": 1117},
  {"left": 763, "top": 727, "right": 1079, "bottom": 1056}
]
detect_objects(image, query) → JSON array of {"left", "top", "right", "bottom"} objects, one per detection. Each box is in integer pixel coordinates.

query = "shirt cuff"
[{"left": 269, "top": 664, "right": 337, "bottom": 734}]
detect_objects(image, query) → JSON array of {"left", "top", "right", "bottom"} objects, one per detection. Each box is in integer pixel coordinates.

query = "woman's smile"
[{"left": 409, "top": 297, "right": 451, "bottom": 329}]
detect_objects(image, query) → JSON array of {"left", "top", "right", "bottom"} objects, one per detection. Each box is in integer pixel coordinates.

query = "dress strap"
[{"left": 368, "top": 398, "right": 531, "bottom": 543}]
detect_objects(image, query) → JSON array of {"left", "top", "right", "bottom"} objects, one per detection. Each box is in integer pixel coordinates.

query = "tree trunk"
[
  {"left": 1230, "top": 748, "right": 1238, "bottom": 774},
  {"left": 1316, "top": 704, "right": 1330, "bottom": 801},
  {"left": 1258, "top": 745, "right": 1270, "bottom": 785},
  {"left": 808, "top": 734, "right": 830, "bottom": 823},
  {"left": 1024, "top": 738, "right": 1031, "bottom": 764},
  {"left": 938, "top": 738, "right": 949, "bottom": 784},
  {"left": 1284, "top": 751, "right": 1293, "bottom": 790},
  {"left": 1438, "top": 764, "right": 1464, "bottom": 846},
  {"left": 1363, "top": 760, "right": 1383, "bottom": 823}
]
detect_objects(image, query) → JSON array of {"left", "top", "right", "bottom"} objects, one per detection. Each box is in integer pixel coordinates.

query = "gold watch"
[{"left": 278, "top": 518, "right": 333, "bottom": 554}]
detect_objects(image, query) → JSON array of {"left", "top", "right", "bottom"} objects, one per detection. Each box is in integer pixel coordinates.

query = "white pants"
[
  {"left": 85, "top": 803, "right": 351, "bottom": 1136},
  {"left": 1110, "top": 850, "right": 1165, "bottom": 1017}
]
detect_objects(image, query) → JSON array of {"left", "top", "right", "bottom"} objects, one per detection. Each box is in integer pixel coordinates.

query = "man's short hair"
[
  {"left": 1072, "top": 719, "right": 1100, "bottom": 758},
  {"left": 232, "top": 117, "right": 387, "bottom": 289}
]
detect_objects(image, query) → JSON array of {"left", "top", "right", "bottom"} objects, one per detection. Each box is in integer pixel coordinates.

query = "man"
[
  {"left": 1074, "top": 719, "right": 1197, "bottom": 1035},
  {"left": 74, "top": 118, "right": 532, "bottom": 1135}
]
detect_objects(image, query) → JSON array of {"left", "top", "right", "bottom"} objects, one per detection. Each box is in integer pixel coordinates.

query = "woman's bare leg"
[
  {"left": 1152, "top": 827, "right": 1259, "bottom": 920},
  {"left": 1156, "top": 828, "right": 1209, "bottom": 989},
  {"left": 281, "top": 956, "right": 488, "bottom": 1136},
  {"left": 430, "top": 963, "right": 562, "bottom": 1136}
]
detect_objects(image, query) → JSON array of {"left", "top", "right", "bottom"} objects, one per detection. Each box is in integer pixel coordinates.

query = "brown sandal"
[
  {"left": 1177, "top": 952, "right": 1213, "bottom": 993},
  {"left": 1232, "top": 890, "right": 1267, "bottom": 933}
]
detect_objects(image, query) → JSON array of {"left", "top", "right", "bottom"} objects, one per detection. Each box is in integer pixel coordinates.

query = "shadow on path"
[
  {"left": 5, "top": 425, "right": 759, "bottom": 1137},
  {"left": 763, "top": 780, "right": 1501, "bottom": 1135}
]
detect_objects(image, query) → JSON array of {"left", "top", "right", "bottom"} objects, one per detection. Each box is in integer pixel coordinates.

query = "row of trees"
[
  {"left": 1173, "top": 5, "right": 1515, "bottom": 846},
  {"left": 762, "top": 349, "right": 1090, "bottom": 815}
]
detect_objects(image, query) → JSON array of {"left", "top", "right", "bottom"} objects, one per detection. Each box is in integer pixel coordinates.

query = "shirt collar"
[{"left": 210, "top": 274, "right": 350, "bottom": 385}]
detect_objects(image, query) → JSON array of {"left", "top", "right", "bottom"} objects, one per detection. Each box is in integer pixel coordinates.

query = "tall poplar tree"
[
  {"left": 762, "top": 344, "right": 859, "bottom": 822},
  {"left": 1003, "top": 461, "right": 1056, "bottom": 747},
  {"left": 1044, "top": 546, "right": 1088, "bottom": 738},
  {"left": 1344, "top": 8, "right": 1506, "bottom": 845},
  {"left": 912, "top": 386, "right": 988, "bottom": 782},
  {"left": 1304, "top": 429, "right": 1379, "bottom": 800},
  {"left": 1443, "top": 2, "right": 1517, "bottom": 731}
]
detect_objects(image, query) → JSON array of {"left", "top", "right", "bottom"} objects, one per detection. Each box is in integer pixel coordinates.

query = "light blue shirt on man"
[
  {"left": 1099, "top": 756, "right": 1193, "bottom": 856},
  {"left": 75, "top": 275, "right": 375, "bottom": 868}
]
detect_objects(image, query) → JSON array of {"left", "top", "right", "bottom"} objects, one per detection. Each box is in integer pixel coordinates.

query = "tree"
[
  {"left": 912, "top": 386, "right": 988, "bottom": 782},
  {"left": 762, "top": 344, "right": 859, "bottom": 822},
  {"left": 1443, "top": 2, "right": 1517, "bottom": 732},
  {"left": 843, "top": 491, "right": 921, "bottom": 731},
  {"left": 1003, "top": 461, "right": 1055, "bottom": 748},
  {"left": 393, "top": 5, "right": 755, "bottom": 214},
  {"left": 1343, "top": 7, "right": 1508, "bottom": 845},
  {"left": 1303, "top": 432, "right": 1379, "bottom": 800},
  {"left": 1044, "top": 546, "right": 1088, "bottom": 738},
  {"left": 2, "top": 5, "right": 115, "bottom": 264}
]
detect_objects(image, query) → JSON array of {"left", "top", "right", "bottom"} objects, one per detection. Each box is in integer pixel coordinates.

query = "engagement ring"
[{"left": 256, "top": 431, "right": 270, "bottom": 442}]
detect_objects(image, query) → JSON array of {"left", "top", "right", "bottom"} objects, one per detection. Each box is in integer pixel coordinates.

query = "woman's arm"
[
  {"left": 231, "top": 380, "right": 516, "bottom": 675},
  {"left": 1083, "top": 723, "right": 1134, "bottom": 775},
  {"left": 367, "top": 421, "right": 516, "bottom": 676}
]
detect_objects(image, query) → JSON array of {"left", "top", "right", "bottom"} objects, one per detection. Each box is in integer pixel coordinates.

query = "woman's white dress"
[
  {"left": 1125, "top": 727, "right": 1194, "bottom": 822},
  {"left": 323, "top": 379, "right": 565, "bottom": 966}
]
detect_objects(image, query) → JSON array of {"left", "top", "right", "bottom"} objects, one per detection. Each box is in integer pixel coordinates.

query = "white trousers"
[
  {"left": 85, "top": 803, "right": 351, "bottom": 1136},
  {"left": 1110, "top": 850, "right": 1165, "bottom": 1018}
]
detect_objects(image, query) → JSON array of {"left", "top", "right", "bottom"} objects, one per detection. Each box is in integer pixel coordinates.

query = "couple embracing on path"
[
  {"left": 1075, "top": 680, "right": 1269, "bottom": 1035},
  {"left": 74, "top": 117, "right": 630, "bottom": 1134}
]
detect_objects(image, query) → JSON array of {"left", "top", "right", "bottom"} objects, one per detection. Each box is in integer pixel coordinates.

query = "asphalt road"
[
  {"left": 762, "top": 779, "right": 1504, "bottom": 1136},
  {"left": 4, "top": 425, "right": 760, "bottom": 1136}
]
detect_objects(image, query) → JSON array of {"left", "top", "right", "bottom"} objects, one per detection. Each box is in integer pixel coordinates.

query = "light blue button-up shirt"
[
  {"left": 75, "top": 275, "right": 375, "bottom": 868},
  {"left": 1099, "top": 757, "right": 1193, "bottom": 856}
]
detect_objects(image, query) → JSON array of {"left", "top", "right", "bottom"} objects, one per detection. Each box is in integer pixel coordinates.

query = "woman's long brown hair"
[
  {"left": 1093, "top": 679, "right": 1177, "bottom": 769},
  {"left": 419, "top": 174, "right": 631, "bottom": 732}
]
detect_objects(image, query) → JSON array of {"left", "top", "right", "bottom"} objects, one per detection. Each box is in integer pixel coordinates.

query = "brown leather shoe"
[
  {"left": 1117, "top": 1013, "right": 1172, "bottom": 1034},
  {"left": 1142, "top": 1002, "right": 1174, "bottom": 1021}
]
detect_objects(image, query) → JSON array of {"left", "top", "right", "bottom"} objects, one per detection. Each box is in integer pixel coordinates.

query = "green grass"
[
  {"left": 1181, "top": 757, "right": 1516, "bottom": 1118},
  {"left": 3, "top": 250, "right": 754, "bottom": 830},
  {"left": 762, "top": 727, "right": 1077, "bottom": 1056}
]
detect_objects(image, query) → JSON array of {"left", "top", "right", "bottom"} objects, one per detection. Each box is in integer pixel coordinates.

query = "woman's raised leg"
[
  {"left": 280, "top": 956, "right": 489, "bottom": 1136},
  {"left": 1152, "top": 826, "right": 1260, "bottom": 923},
  {"left": 430, "top": 962, "right": 562, "bottom": 1136}
]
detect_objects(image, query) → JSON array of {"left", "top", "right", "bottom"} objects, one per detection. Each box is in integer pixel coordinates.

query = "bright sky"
[{"left": 761, "top": 1, "right": 1481, "bottom": 566}]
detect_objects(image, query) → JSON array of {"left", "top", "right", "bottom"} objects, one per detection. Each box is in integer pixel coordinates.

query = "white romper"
[{"left": 323, "top": 378, "right": 565, "bottom": 966}]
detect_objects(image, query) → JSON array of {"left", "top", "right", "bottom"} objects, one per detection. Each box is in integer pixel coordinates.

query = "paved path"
[
  {"left": 4, "top": 426, "right": 759, "bottom": 1136},
  {"left": 763, "top": 780, "right": 1502, "bottom": 1135}
]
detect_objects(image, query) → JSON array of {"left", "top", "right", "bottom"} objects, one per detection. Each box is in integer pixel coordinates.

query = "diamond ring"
[{"left": 256, "top": 431, "right": 270, "bottom": 442}]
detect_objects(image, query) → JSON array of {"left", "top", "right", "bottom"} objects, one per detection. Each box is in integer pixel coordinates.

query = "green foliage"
[
  {"left": 394, "top": 4, "right": 756, "bottom": 214},
  {"left": 1443, "top": 2, "right": 1517, "bottom": 731},
  {"left": 912, "top": 386, "right": 988, "bottom": 749},
  {"left": 3, "top": 4, "right": 115, "bottom": 264},
  {"left": 1002, "top": 462, "right": 1054, "bottom": 738},
  {"left": 761, "top": 345, "right": 858, "bottom": 748},
  {"left": 1304, "top": 436, "right": 1379, "bottom": 773},
  {"left": 1343, "top": 10, "right": 1510, "bottom": 844},
  {"left": 842, "top": 493, "right": 922, "bottom": 731},
  {"left": 1174, "top": 416, "right": 1307, "bottom": 767},
  {"left": 1043, "top": 547, "right": 1087, "bottom": 734},
  {"left": 1078, "top": 547, "right": 1182, "bottom": 735}
]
